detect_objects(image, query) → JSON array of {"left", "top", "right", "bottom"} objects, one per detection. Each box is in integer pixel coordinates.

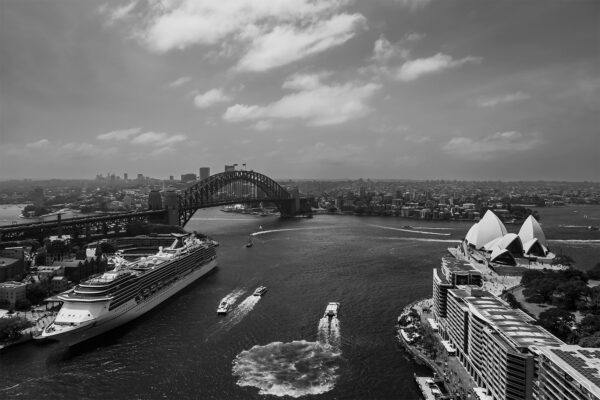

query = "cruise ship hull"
[{"left": 38, "top": 259, "right": 217, "bottom": 346}]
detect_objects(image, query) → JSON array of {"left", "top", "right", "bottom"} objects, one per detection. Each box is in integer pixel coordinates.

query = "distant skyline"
[{"left": 1, "top": 0, "right": 598, "bottom": 181}]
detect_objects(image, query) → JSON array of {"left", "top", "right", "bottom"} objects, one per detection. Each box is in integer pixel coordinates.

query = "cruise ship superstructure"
[{"left": 38, "top": 234, "right": 217, "bottom": 345}]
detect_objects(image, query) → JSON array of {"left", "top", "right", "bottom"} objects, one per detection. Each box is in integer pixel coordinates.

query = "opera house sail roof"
[
  {"left": 518, "top": 215, "right": 547, "bottom": 246},
  {"left": 465, "top": 210, "right": 508, "bottom": 250}
]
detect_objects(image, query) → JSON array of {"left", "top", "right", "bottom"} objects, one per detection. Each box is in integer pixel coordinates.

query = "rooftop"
[
  {"left": 539, "top": 345, "right": 600, "bottom": 397},
  {"left": 441, "top": 257, "right": 479, "bottom": 274},
  {"left": 450, "top": 288, "right": 562, "bottom": 350}
]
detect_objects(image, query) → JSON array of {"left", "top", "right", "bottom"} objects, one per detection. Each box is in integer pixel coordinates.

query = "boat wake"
[
  {"left": 409, "top": 226, "right": 455, "bottom": 230},
  {"left": 548, "top": 239, "right": 600, "bottom": 246},
  {"left": 232, "top": 340, "right": 341, "bottom": 398},
  {"left": 370, "top": 224, "right": 452, "bottom": 236},
  {"left": 223, "top": 295, "right": 261, "bottom": 330},
  {"left": 232, "top": 310, "right": 343, "bottom": 397},
  {"left": 317, "top": 317, "right": 341, "bottom": 350},
  {"left": 252, "top": 227, "right": 336, "bottom": 236},
  {"left": 219, "top": 288, "right": 246, "bottom": 308}
]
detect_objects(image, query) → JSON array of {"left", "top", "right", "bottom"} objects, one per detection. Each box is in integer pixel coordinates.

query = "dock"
[{"left": 414, "top": 376, "right": 442, "bottom": 400}]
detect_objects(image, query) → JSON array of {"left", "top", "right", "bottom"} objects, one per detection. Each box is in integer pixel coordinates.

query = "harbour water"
[{"left": 0, "top": 206, "right": 599, "bottom": 399}]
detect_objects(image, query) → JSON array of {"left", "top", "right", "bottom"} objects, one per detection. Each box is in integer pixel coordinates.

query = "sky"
[{"left": 0, "top": 0, "right": 598, "bottom": 181}]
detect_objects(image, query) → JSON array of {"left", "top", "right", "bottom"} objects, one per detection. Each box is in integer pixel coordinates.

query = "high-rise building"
[
  {"left": 124, "top": 173, "right": 128, "bottom": 180},
  {"left": 180, "top": 173, "right": 197, "bottom": 183},
  {"left": 32, "top": 187, "right": 44, "bottom": 209},
  {"left": 199, "top": 167, "right": 210, "bottom": 180}
]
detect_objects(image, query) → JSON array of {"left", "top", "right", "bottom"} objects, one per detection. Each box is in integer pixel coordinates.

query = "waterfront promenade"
[{"left": 397, "top": 298, "right": 478, "bottom": 400}]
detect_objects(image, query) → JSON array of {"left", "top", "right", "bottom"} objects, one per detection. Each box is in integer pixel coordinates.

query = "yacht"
[{"left": 217, "top": 300, "right": 229, "bottom": 315}]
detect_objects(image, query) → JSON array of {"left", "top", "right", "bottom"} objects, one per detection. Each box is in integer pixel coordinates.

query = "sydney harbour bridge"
[{"left": 0, "top": 171, "right": 310, "bottom": 242}]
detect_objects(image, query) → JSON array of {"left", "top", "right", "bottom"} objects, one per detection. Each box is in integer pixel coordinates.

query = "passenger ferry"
[
  {"left": 325, "top": 302, "right": 339, "bottom": 318},
  {"left": 253, "top": 286, "right": 267, "bottom": 296},
  {"left": 37, "top": 233, "right": 218, "bottom": 346},
  {"left": 217, "top": 300, "right": 230, "bottom": 315}
]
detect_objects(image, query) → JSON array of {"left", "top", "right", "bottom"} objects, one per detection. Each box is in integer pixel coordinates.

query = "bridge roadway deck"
[{"left": 0, "top": 210, "right": 166, "bottom": 241}]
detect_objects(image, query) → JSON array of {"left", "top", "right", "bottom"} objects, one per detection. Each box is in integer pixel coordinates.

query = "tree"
[
  {"left": 552, "top": 280, "right": 590, "bottom": 310},
  {"left": 504, "top": 293, "right": 520, "bottom": 309},
  {"left": 578, "top": 314, "right": 600, "bottom": 338},
  {"left": 579, "top": 332, "right": 600, "bottom": 348},
  {"left": 14, "top": 298, "right": 31, "bottom": 311},
  {"left": 587, "top": 262, "right": 600, "bottom": 280},
  {"left": 538, "top": 308, "right": 576, "bottom": 341},
  {"left": 26, "top": 282, "right": 50, "bottom": 305}
]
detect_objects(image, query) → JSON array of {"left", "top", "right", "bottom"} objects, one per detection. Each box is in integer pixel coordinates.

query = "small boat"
[
  {"left": 253, "top": 286, "right": 267, "bottom": 296},
  {"left": 402, "top": 225, "right": 412, "bottom": 229},
  {"left": 245, "top": 235, "right": 253, "bottom": 248},
  {"left": 324, "top": 302, "right": 339, "bottom": 318},
  {"left": 217, "top": 300, "right": 229, "bottom": 315}
]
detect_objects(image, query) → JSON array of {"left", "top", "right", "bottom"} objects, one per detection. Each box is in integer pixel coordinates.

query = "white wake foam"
[
  {"left": 409, "top": 226, "right": 455, "bottom": 230},
  {"left": 232, "top": 340, "right": 341, "bottom": 398},
  {"left": 317, "top": 317, "right": 330, "bottom": 344},
  {"left": 370, "top": 224, "right": 452, "bottom": 236},
  {"left": 548, "top": 239, "right": 600, "bottom": 246},
  {"left": 220, "top": 288, "right": 246, "bottom": 306},
  {"left": 252, "top": 227, "right": 335, "bottom": 236},
  {"left": 328, "top": 317, "right": 341, "bottom": 350},
  {"left": 225, "top": 295, "right": 261, "bottom": 329}
]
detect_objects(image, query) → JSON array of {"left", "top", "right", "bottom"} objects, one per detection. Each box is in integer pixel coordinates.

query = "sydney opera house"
[{"left": 451, "top": 210, "right": 554, "bottom": 267}]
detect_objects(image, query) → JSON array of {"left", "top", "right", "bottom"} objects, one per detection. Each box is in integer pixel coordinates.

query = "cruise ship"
[{"left": 37, "top": 234, "right": 217, "bottom": 346}]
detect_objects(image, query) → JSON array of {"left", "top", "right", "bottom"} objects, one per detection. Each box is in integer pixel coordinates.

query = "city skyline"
[{"left": 1, "top": 0, "right": 598, "bottom": 181}]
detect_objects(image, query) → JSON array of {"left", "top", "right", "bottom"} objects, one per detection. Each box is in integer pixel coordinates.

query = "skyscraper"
[{"left": 199, "top": 167, "right": 210, "bottom": 180}]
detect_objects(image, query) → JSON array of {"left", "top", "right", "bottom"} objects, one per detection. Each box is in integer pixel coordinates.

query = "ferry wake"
[{"left": 37, "top": 233, "right": 218, "bottom": 346}]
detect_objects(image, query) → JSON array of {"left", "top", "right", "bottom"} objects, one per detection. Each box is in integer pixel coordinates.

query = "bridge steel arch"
[{"left": 177, "top": 170, "right": 293, "bottom": 226}]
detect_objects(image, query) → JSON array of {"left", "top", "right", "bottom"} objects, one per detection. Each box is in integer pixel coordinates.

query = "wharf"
[{"left": 414, "top": 376, "right": 442, "bottom": 400}]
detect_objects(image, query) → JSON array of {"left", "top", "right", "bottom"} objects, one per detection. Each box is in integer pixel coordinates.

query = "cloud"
[
  {"left": 130, "top": 132, "right": 187, "bottom": 146},
  {"left": 97, "top": 128, "right": 141, "bottom": 141},
  {"left": 101, "top": 1, "right": 137, "bottom": 26},
  {"left": 397, "top": 0, "right": 433, "bottom": 11},
  {"left": 405, "top": 135, "right": 431, "bottom": 143},
  {"left": 235, "top": 13, "right": 366, "bottom": 72},
  {"left": 223, "top": 73, "right": 381, "bottom": 126},
  {"left": 298, "top": 142, "right": 364, "bottom": 164},
  {"left": 109, "top": 0, "right": 364, "bottom": 72},
  {"left": 193, "top": 88, "right": 231, "bottom": 108},
  {"left": 443, "top": 131, "right": 543, "bottom": 160},
  {"left": 396, "top": 53, "right": 481, "bottom": 81},
  {"left": 476, "top": 92, "right": 530, "bottom": 108},
  {"left": 371, "top": 33, "right": 423, "bottom": 64},
  {"left": 167, "top": 76, "right": 192, "bottom": 88},
  {"left": 26, "top": 139, "right": 51, "bottom": 149}
]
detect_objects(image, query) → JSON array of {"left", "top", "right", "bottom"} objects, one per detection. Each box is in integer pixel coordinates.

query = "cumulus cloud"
[
  {"left": 223, "top": 73, "right": 381, "bottom": 127},
  {"left": 97, "top": 128, "right": 141, "bottom": 141},
  {"left": 443, "top": 131, "right": 543, "bottom": 160},
  {"left": 130, "top": 132, "right": 187, "bottom": 146},
  {"left": 476, "top": 92, "right": 530, "bottom": 108},
  {"left": 26, "top": 139, "right": 51, "bottom": 149},
  {"left": 396, "top": 53, "right": 481, "bottom": 81},
  {"left": 167, "top": 76, "right": 192, "bottom": 88},
  {"left": 193, "top": 88, "right": 231, "bottom": 109},
  {"left": 105, "top": 0, "right": 365, "bottom": 72}
]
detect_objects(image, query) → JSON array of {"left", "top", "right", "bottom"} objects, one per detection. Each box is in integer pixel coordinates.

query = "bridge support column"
[{"left": 163, "top": 189, "right": 180, "bottom": 226}]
